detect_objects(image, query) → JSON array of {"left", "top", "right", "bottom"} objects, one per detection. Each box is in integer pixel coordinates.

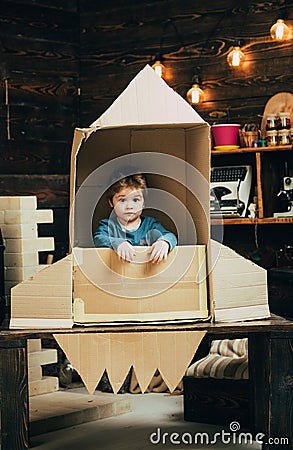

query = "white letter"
[
  {"left": 210, "top": 432, "right": 220, "bottom": 445},
  {"left": 182, "top": 433, "right": 192, "bottom": 444},
  {"left": 221, "top": 430, "right": 231, "bottom": 444},
  {"left": 150, "top": 428, "right": 161, "bottom": 444},
  {"left": 255, "top": 433, "right": 265, "bottom": 444},
  {"left": 162, "top": 432, "right": 169, "bottom": 444},
  {"left": 170, "top": 433, "right": 180, "bottom": 444}
]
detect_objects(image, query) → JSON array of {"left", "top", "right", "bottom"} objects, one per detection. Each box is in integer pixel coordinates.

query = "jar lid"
[
  {"left": 266, "top": 130, "right": 278, "bottom": 134},
  {"left": 266, "top": 114, "right": 277, "bottom": 119},
  {"left": 279, "top": 112, "right": 290, "bottom": 117}
]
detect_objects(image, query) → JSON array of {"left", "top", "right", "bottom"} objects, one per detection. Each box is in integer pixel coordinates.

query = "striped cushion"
[{"left": 186, "top": 338, "right": 248, "bottom": 380}]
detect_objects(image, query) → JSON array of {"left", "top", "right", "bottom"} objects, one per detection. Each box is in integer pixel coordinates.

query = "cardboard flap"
[{"left": 54, "top": 331, "right": 206, "bottom": 394}]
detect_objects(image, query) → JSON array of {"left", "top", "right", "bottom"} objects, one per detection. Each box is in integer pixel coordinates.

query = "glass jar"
[
  {"left": 278, "top": 129, "right": 291, "bottom": 146},
  {"left": 278, "top": 112, "right": 291, "bottom": 130},
  {"left": 266, "top": 114, "right": 278, "bottom": 131},
  {"left": 266, "top": 130, "right": 278, "bottom": 146}
]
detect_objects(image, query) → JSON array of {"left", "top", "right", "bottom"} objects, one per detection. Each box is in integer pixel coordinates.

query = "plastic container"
[{"left": 211, "top": 124, "right": 241, "bottom": 147}]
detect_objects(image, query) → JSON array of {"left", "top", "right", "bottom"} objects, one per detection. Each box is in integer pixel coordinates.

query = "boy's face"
[{"left": 110, "top": 187, "right": 144, "bottom": 226}]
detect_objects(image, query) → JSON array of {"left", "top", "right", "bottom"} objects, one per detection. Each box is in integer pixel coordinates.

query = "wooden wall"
[
  {"left": 78, "top": 0, "right": 293, "bottom": 125},
  {"left": 0, "top": 0, "right": 79, "bottom": 260},
  {"left": 0, "top": 0, "right": 292, "bottom": 260}
]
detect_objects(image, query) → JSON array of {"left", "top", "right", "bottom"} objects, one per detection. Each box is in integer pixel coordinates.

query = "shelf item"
[
  {"left": 212, "top": 145, "right": 293, "bottom": 154},
  {"left": 210, "top": 165, "right": 252, "bottom": 217},
  {"left": 211, "top": 217, "right": 293, "bottom": 225},
  {"left": 211, "top": 145, "right": 293, "bottom": 225},
  {"left": 260, "top": 92, "right": 293, "bottom": 138},
  {"left": 214, "top": 145, "right": 240, "bottom": 150}
]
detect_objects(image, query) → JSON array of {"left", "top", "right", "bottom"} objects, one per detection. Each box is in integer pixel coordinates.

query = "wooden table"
[{"left": 0, "top": 315, "right": 292, "bottom": 450}]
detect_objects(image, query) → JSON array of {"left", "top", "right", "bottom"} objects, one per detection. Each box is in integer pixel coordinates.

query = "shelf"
[
  {"left": 211, "top": 217, "right": 293, "bottom": 225},
  {"left": 211, "top": 145, "right": 293, "bottom": 155}
]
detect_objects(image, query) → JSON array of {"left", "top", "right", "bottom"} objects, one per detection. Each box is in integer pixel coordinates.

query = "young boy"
[{"left": 93, "top": 173, "right": 177, "bottom": 264}]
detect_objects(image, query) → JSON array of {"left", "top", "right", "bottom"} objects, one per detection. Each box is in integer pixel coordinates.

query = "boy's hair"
[{"left": 106, "top": 173, "right": 148, "bottom": 203}]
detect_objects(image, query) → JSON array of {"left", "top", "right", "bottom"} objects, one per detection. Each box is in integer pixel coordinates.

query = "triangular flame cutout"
[{"left": 54, "top": 331, "right": 206, "bottom": 395}]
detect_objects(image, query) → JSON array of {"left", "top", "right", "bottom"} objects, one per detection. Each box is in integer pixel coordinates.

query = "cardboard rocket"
[{"left": 8, "top": 65, "right": 270, "bottom": 393}]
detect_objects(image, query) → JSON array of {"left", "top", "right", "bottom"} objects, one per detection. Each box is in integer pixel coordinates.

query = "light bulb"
[
  {"left": 152, "top": 60, "right": 165, "bottom": 78},
  {"left": 186, "top": 84, "right": 204, "bottom": 105},
  {"left": 227, "top": 46, "right": 245, "bottom": 67},
  {"left": 270, "top": 19, "right": 290, "bottom": 41}
]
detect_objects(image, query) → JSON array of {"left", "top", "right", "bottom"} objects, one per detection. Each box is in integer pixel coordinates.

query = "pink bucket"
[{"left": 211, "top": 124, "right": 241, "bottom": 147}]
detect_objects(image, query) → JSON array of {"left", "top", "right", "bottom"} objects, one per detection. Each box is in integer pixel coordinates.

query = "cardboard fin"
[
  {"left": 54, "top": 333, "right": 109, "bottom": 395},
  {"left": 105, "top": 333, "right": 143, "bottom": 394},
  {"left": 10, "top": 255, "right": 73, "bottom": 326},
  {"left": 157, "top": 331, "right": 206, "bottom": 392},
  {"left": 211, "top": 239, "right": 270, "bottom": 321},
  {"left": 132, "top": 333, "right": 160, "bottom": 393},
  {"left": 54, "top": 331, "right": 206, "bottom": 395}
]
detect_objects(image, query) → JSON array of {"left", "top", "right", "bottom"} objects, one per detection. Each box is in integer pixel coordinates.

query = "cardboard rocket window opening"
[{"left": 8, "top": 65, "right": 270, "bottom": 394}]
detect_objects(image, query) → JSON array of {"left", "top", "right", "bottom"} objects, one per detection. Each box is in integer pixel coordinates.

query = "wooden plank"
[
  {"left": 0, "top": 339, "right": 29, "bottom": 450},
  {"left": 1, "top": 1, "right": 79, "bottom": 42},
  {"left": 28, "top": 366, "right": 42, "bottom": 382},
  {"left": 0, "top": 104, "right": 77, "bottom": 143},
  {"left": 0, "top": 175, "right": 69, "bottom": 208},
  {"left": 0, "top": 142, "right": 71, "bottom": 175},
  {"left": 29, "top": 376, "right": 59, "bottom": 397},
  {"left": 249, "top": 333, "right": 293, "bottom": 449},
  {"left": 28, "top": 349, "right": 58, "bottom": 367},
  {"left": 256, "top": 152, "right": 264, "bottom": 218}
]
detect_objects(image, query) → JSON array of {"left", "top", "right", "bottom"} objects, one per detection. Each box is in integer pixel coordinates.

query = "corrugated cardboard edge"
[
  {"left": 69, "top": 128, "right": 94, "bottom": 252},
  {"left": 54, "top": 330, "right": 206, "bottom": 394}
]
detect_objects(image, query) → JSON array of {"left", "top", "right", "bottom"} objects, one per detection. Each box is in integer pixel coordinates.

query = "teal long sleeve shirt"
[{"left": 93, "top": 215, "right": 177, "bottom": 251}]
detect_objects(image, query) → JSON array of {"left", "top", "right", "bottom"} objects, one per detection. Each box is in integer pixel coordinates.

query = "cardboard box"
[{"left": 68, "top": 64, "right": 212, "bottom": 325}]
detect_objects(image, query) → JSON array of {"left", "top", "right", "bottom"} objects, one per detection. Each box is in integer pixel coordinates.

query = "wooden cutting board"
[{"left": 260, "top": 92, "right": 293, "bottom": 137}]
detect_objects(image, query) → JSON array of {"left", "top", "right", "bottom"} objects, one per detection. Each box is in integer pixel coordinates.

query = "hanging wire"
[
  {"left": 0, "top": 38, "right": 11, "bottom": 141},
  {"left": 4, "top": 78, "right": 11, "bottom": 141},
  {"left": 156, "top": 18, "right": 187, "bottom": 60}
]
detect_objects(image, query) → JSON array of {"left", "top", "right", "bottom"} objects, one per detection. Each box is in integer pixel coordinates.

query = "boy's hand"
[
  {"left": 117, "top": 241, "right": 136, "bottom": 262},
  {"left": 148, "top": 240, "right": 169, "bottom": 264}
]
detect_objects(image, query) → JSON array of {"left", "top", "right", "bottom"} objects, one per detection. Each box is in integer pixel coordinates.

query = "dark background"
[{"left": 0, "top": 0, "right": 292, "bottom": 261}]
